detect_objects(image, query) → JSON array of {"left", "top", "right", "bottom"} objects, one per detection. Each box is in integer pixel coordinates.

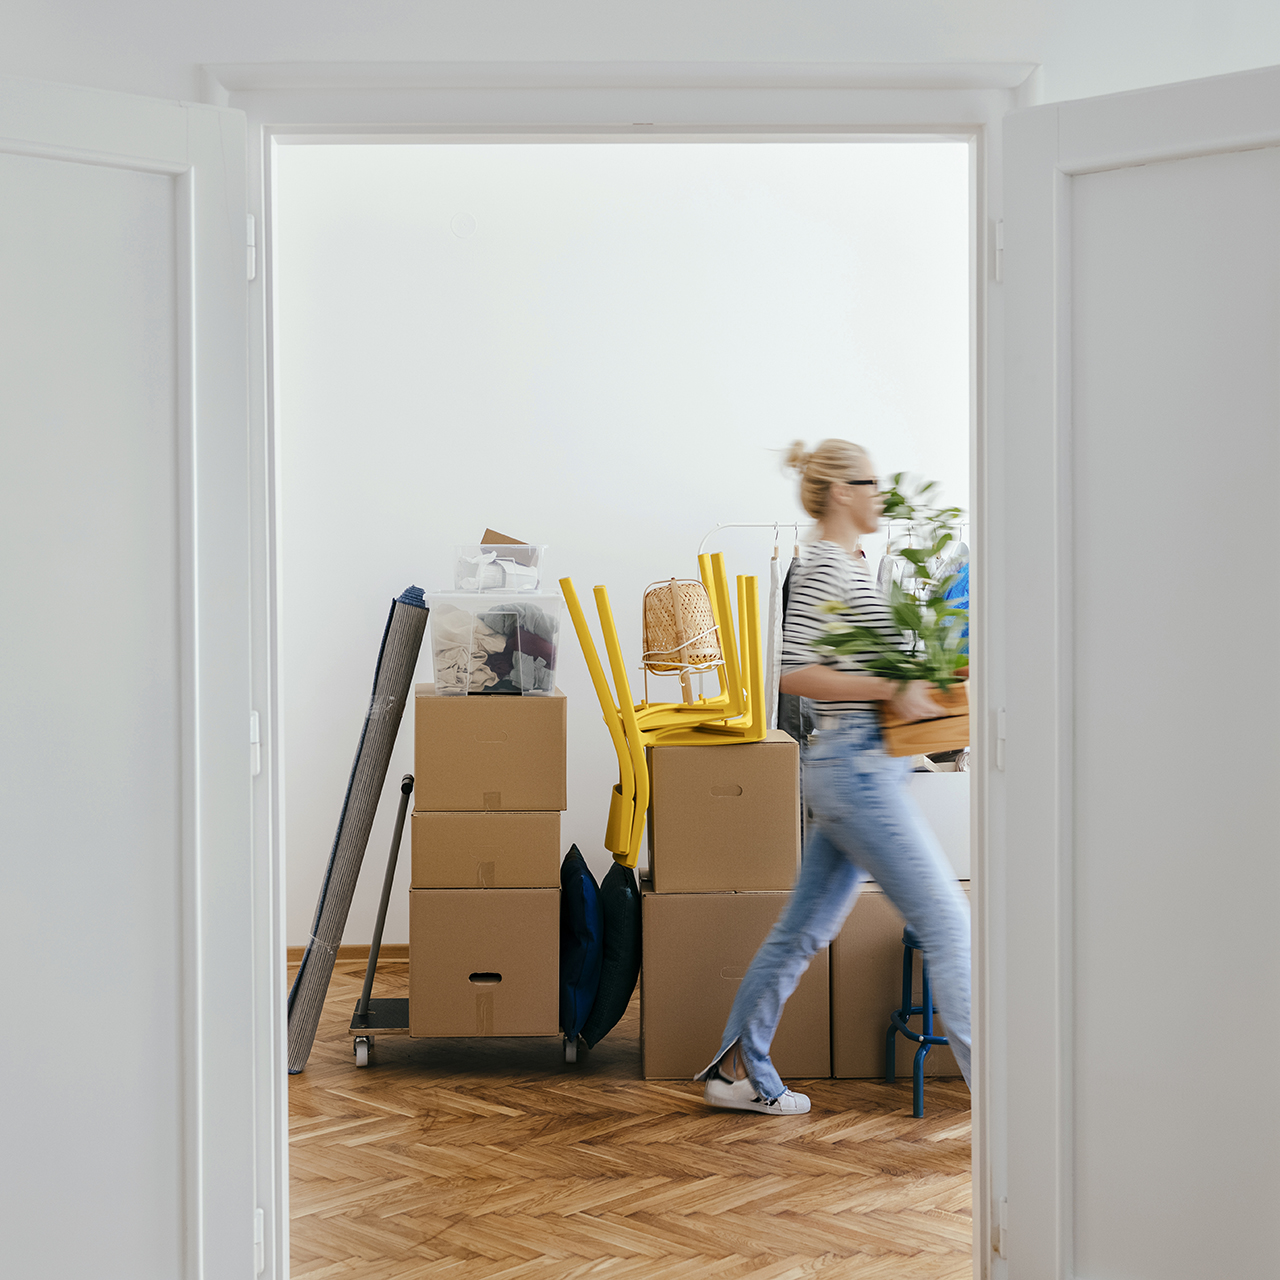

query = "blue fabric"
[
  {"left": 697, "top": 714, "right": 971, "bottom": 1099},
  {"left": 580, "top": 862, "right": 642, "bottom": 1049},
  {"left": 943, "top": 562, "right": 969, "bottom": 649},
  {"left": 559, "top": 845, "right": 603, "bottom": 1040}
]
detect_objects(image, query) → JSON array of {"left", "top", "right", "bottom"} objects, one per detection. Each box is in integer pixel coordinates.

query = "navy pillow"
[
  {"left": 579, "top": 862, "right": 642, "bottom": 1049},
  {"left": 559, "top": 845, "right": 603, "bottom": 1040}
]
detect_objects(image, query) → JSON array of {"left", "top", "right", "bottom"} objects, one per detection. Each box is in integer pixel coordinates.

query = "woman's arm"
[
  {"left": 779, "top": 664, "right": 943, "bottom": 721},
  {"left": 778, "top": 665, "right": 894, "bottom": 701}
]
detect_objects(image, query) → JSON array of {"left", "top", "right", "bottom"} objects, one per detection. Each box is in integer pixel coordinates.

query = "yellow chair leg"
[
  {"left": 593, "top": 585, "right": 651, "bottom": 868},
  {"left": 560, "top": 577, "right": 636, "bottom": 859}
]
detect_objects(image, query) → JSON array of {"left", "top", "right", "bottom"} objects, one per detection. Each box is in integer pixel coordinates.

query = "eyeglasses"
[{"left": 844, "top": 478, "right": 878, "bottom": 487}]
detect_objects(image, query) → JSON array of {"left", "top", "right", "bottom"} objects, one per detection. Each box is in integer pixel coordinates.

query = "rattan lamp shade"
[{"left": 642, "top": 579, "right": 721, "bottom": 674}]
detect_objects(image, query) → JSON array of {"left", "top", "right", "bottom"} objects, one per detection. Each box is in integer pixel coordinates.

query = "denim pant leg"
[
  {"left": 698, "top": 825, "right": 864, "bottom": 1101},
  {"left": 805, "top": 733, "right": 972, "bottom": 1086}
]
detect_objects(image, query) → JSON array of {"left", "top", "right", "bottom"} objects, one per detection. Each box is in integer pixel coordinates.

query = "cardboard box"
[
  {"left": 906, "top": 772, "right": 970, "bottom": 879},
  {"left": 409, "top": 888, "right": 559, "bottom": 1037},
  {"left": 414, "top": 683, "right": 566, "bottom": 811},
  {"left": 830, "top": 883, "right": 972, "bottom": 1078},
  {"left": 411, "top": 811, "right": 560, "bottom": 888},
  {"left": 647, "top": 728, "right": 800, "bottom": 893},
  {"left": 640, "top": 883, "right": 830, "bottom": 1080}
]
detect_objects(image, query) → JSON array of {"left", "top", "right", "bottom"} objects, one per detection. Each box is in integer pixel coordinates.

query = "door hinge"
[
  {"left": 254, "top": 1206, "right": 265, "bottom": 1274},
  {"left": 994, "top": 1194, "right": 1008, "bottom": 1259},
  {"left": 994, "top": 219, "right": 1004, "bottom": 283},
  {"left": 994, "top": 707, "right": 1006, "bottom": 771},
  {"left": 250, "top": 709, "right": 261, "bottom": 778},
  {"left": 247, "top": 213, "right": 257, "bottom": 281}
]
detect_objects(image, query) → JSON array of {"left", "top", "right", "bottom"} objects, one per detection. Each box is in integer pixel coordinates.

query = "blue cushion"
[
  {"left": 579, "top": 862, "right": 642, "bottom": 1049},
  {"left": 559, "top": 845, "right": 603, "bottom": 1040}
]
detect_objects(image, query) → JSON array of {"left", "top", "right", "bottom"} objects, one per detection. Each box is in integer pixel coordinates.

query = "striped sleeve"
[{"left": 781, "top": 541, "right": 904, "bottom": 714}]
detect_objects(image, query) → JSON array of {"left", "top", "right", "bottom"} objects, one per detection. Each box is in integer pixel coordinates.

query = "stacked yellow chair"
[{"left": 560, "top": 552, "right": 766, "bottom": 871}]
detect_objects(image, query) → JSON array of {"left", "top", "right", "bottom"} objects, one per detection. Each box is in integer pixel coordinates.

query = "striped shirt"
[{"left": 781, "top": 540, "right": 904, "bottom": 714}]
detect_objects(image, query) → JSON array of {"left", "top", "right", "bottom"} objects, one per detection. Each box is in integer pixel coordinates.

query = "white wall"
[
  {"left": 275, "top": 140, "right": 969, "bottom": 944},
  {"left": 7, "top": 0, "right": 1280, "bottom": 108}
]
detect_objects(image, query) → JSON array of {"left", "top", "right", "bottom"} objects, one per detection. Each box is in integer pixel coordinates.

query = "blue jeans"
[{"left": 698, "top": 714, "right": 972, "bottom": 1100}]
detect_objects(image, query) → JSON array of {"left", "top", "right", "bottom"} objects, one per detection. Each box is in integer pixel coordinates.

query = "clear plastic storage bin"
[
  {"left": 428, "top": 590, "right": 562, "bottom": 696},
  {"left": 453, "top": 544, "right": 548, "bottom": 592}
]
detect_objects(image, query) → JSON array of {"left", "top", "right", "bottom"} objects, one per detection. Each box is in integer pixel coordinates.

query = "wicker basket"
[
  {"left": 879, "top": 681, "right": 970, "bottom": 758},
  {"left": 641, "top": 578, "right": 721, "bottom": 674}
]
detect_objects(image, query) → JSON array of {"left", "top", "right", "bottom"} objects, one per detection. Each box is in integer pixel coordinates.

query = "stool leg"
[
  {"left": 917, "top": 953, "right": 935, "bottom": 1118},
  {"left": 912, "top": 1041, "right": 928, "bottom": 1118},
  {"left": 887, "top": 941, "right": 914, "bottom": 1085}
]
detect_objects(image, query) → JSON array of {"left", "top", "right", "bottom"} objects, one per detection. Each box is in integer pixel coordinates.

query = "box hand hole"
[{"left": 469, "top": 972, "right": 503, "bottom": 986}]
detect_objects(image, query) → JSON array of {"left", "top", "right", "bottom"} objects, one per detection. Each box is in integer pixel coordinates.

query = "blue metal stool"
[{"left": 885, "top": 926, "right": 949, "bottom": 1117}]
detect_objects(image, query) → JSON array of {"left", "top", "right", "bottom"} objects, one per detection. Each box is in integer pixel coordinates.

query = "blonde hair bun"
[{"left": 784, "top": 440, "right": 811, "bottom": 473}]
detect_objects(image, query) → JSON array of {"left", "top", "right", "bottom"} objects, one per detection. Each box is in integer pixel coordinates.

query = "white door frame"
[
  {"left": 1001, "top": 65, "right": 1280, "bottom": 1280},
  {"left": 209, "top": 61, "right": 1038, "bottom": 1279},
  {"left": 0, "top": 75, "right": 255, "bottom": 1278}
]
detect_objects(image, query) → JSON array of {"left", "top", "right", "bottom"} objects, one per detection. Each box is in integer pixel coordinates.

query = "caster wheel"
[
  {"left": 354, "top": 1036, "right": 371, "bottom": 1067},
  {"left": 564, "top": 1036, "right": 578, "bottom": 1064}
]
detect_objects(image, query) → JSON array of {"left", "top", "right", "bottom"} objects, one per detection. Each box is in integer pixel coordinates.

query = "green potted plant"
[{"left": 813, "top": 473, "right": 970, "bottom": 755}]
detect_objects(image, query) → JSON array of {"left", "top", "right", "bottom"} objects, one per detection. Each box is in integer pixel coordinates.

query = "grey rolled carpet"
[{"left": 287, "top": 586, "right": 428, "bottom": 1073}]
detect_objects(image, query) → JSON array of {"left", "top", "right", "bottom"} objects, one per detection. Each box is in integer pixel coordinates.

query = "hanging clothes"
[
  {"left": 764, "top": 546, "right": 785, "bottom": 730},
  {"left": 876, "top": 550, "right": 895, "bottom": 594},
  {"left": 937, "top": 539, "right": 970, "bottom": 582},
  {"left": 775, "top": 548, "right": 813, "bottom": 747}
]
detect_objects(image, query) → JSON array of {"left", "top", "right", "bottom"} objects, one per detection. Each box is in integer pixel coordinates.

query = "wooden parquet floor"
[{"left": 289, "top": 960, "right": 972, "bottom": 1279}]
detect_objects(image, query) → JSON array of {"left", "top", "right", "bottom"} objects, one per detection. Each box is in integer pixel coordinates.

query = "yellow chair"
[{"left": 560, "top": 561, "right": 768, "bottom": 868}]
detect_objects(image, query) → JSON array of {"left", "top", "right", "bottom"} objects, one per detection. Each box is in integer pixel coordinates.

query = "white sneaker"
[{"left": 703, "top": 1072, "right": 811, "bottom": 1115}]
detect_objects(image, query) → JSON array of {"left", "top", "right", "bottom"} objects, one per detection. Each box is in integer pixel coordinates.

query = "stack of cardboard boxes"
[
  {"left": 409, "top": 685, "right": 568, "bottom": 1038},
  {"left": 640, "top": 728, "right": 832, "bottom": 1079},
  {"left": 641, "top": 726, "right": 970, "bottom": 1082}
]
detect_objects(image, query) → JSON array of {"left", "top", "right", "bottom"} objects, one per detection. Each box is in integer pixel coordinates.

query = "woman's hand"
[{"left": 888, "top": 681, "right": 942, "bottom": 723}]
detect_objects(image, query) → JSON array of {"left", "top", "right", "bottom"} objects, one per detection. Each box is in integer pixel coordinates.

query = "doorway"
[{"left": 271, "top": 135, "right": 977, "bottom": 1275}]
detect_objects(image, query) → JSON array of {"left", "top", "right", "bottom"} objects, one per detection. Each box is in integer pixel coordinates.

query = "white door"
[
  {"left": 997, "top": 66, "right": 1280, "bottom": 1278},
  {"left": 0, "top": 77, "right": 262, "bottom": 1277}
]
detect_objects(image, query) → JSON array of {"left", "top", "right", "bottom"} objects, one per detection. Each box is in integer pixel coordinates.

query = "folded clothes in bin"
[
  {"left": 432, "top": 610, "right": 508, "bottom": 692},
  {"left": 429, "top": 591, "right": 562, "bottom": 695}
]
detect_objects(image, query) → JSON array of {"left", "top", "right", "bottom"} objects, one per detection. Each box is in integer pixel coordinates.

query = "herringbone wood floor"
[{"left": 289, "top": 960, "right": 972, "bottom": 1279}]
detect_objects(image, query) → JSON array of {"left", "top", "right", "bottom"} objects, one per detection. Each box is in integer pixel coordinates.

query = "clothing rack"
[{"left": 697, "top": 522, "right": 804, "bottom": 557}]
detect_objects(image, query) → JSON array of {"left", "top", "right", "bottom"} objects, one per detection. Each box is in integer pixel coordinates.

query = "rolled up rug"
[{"left": 287, "top": 586, "right": 428, "bottom": 1073}]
